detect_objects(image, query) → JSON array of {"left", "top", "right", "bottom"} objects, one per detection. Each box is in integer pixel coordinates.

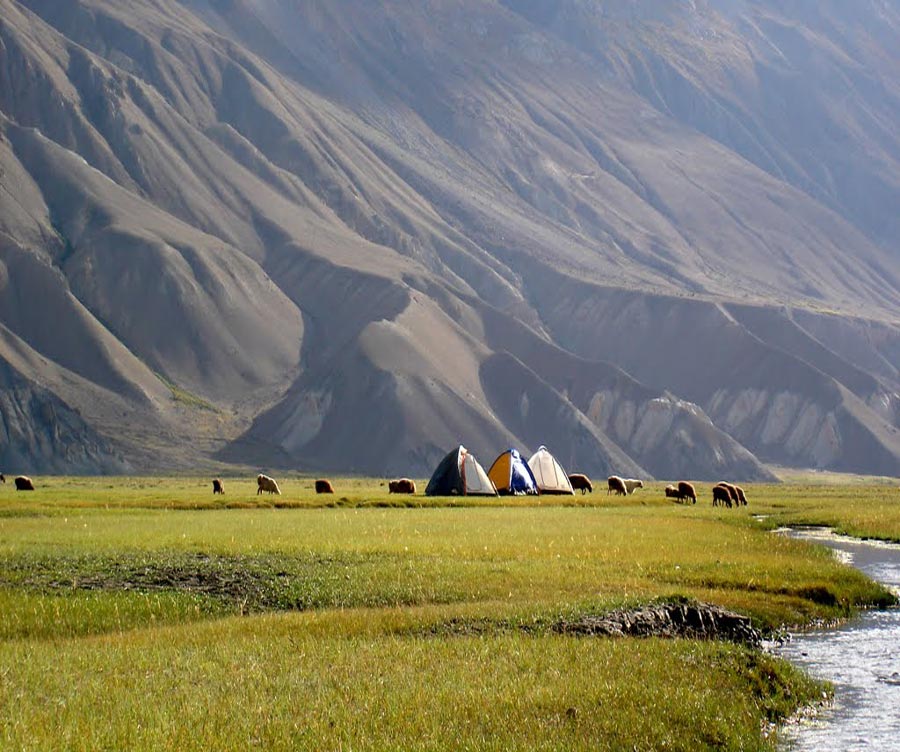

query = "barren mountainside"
[{"left": 1, "top": 0, "right": 899, "bottom": 480}]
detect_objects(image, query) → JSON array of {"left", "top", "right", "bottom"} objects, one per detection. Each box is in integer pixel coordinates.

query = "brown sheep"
[
  {"left": 568, "top": 474, "right": 593, "bottom": 494},
  {"left": 607, "top": 476, "right": 627, "bottom": 496},
  {"left": 623, "top": 478, "right": 644, "bottom": 495},
  {"left": 717, "top": 482, "right": 740, "bottom": 506},
  {"left": 315, "top": 479, "right": 335, "bottom": 494},
  {"left": 677, "top": 481, "right": 697, "bottom": 505},
  {"left": 257, "top": 474, "right": 281, "bottom": 495},
  {"left": 212, "top": 479, "right": 225, "bottom": 495},
  {"left": 712, "top": 484, "right": 732, "bottom": 508},
  {"left": 14, "top": 476, "right": 35, "bottom": 491},
  {"left": 0, "top": 473, "right": 5, "bottom": 483},
  {"left": 734, "top": 485, "right": 748, "bottom": 506},
  {"left": 388, "top": 478, "right": 416, "bottom": 494}
]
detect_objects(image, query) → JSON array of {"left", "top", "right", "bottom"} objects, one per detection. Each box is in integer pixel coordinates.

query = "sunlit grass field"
[{"left": 1, "top": 476, "right": 898, "bottom": 750}]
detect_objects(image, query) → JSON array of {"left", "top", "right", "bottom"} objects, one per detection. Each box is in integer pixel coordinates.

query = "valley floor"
[{"left": 0, "top": 478, "right": 898, "bottom": 750}]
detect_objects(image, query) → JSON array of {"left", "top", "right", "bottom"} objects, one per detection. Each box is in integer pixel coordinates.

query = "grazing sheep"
[
  {"left": 568, "top": 474, "right": 593, "bottom": 494},
  {"left": 712, "top": 484, "right": 732, "bottom": 508},
  {"left": 623, "top": 478, "right": 644, "bottom": 495},
  {"left": 734, "top": 485, "right": 748, "bottom": 506},
  {"left": 212, "top": 478, "right": 225, "bottom": 495},
  {"left": 388, "top": 478, "right": 416, "bottom": 494},
  {"left": 716, "top": 482, "right": 740, "bottom": 506},
  {"left": 665, "top": 484, "right": 680, "bottom": 500},
  {"left": 315, "top": 479, "right": 335, "bottom": 494},
  {"left": 14, "top": 476, "right": 35, "bottom": 491},
  {"left": 677, "top": 481, "right": 697, "bottom": 505},
  {"left": 257, "top": 474, "right": 281, "bottom": 495},
  {"left": 607, "top": 475, "right": 627, "bottom": 496},
  {"left": 0, "top": 473, "right": 5, "bottom": 483}
]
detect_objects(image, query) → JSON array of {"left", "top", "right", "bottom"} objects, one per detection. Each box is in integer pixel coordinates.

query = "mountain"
[{"left": 1, "top": 0, "right": 898, "bottom": 480}]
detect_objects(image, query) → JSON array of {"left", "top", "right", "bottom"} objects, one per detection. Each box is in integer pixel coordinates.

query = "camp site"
[{"left": 3, "top": 1, "right": 900, "bottom": 749}]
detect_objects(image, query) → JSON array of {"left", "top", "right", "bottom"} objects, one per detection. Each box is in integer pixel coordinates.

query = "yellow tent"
[{"left": 487, "top": 449, "right": 539, "bottom": 495}]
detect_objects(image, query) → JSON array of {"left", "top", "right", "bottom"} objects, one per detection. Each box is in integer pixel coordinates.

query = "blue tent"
[{"left": 487, "top": 449, "right": 539, "bottom": 495}]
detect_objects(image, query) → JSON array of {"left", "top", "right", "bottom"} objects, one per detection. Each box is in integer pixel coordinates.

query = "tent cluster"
[{"left": 425, "top": 445, "right": 574, "bottom": 497}]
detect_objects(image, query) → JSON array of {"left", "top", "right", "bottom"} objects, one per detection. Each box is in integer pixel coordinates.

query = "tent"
[
  {"left": 527, "top": 446, "right": 574, "bottom": 495},
  {"left": 425, "top": 446, "right": 498, "bottom": 496},
  {"left": 488, "top": 449, "right": 539, "bottom": 495}
]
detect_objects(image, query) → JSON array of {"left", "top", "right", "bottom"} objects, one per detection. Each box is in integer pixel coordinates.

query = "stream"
[{"left": 774, "top": 527, "right": 900, "bottom": 750}]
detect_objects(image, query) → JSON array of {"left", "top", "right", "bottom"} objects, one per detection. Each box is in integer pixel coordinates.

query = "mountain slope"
[{"left": 1, "top": 0, "right": 898, "bottom": 478}]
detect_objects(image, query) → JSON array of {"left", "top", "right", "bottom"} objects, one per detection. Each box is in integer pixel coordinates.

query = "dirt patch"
[{"left": 0, "top": 551, "right": 389, "bottom": 612}]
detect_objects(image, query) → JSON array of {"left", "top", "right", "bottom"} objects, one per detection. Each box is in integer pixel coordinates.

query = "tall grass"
[
  {"left": 0, "top": 610, "right": 821, "bottom": 752},
  {"left": 0, "top": 477, "right": 896, "bottom": 749}
]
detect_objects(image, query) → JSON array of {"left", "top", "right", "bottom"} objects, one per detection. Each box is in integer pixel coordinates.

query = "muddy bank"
[
  {"left": 433, "top": 601, "right": 762, "bottom": 646},
  {"left": 554, "top": 602, "right": 762, "bottom": 646}
]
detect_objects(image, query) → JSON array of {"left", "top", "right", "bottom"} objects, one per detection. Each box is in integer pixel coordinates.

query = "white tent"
[{"left": 527, "top": 446, "right": 574, "bottom": 495}]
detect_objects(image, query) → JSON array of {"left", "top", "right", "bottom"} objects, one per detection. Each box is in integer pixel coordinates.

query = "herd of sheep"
[
  {"left": 605, "top": 475, "right": 645, "bottom": 496},
  {"left": 0, "top": 471, "right": 746, "bottom": 506},
  {"left": 661, "top": 479, "right": 748, "bottom": 507},
  {"left": 248, "top": 472, "right": 748, "bottom": 506}
]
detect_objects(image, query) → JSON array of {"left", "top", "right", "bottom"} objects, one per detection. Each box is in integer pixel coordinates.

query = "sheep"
[
  {"left": 315, "top": 479, "right": 335, "bottom": 494},
  {"left": 568, "top": 473, "right": 593, "bottom": 494},
  {"left": 677, "top": 481, "right": 697, "bottom": 505},
  {"left": 388, "top": 478, "right": 416, "bottom": 494},
  {"left": 212, "top": 479, "right": 225, "bottom": 495},
  {"left": 623, "top": 478, "right": 644, "bottom": 495},
  {"left": 734, "top": 485, "right": 748, "bottom": 506},
  {"left": 716, "top": 482, "right": 740, "bottom": 506},
  {"left": 712, "top": 484, "right": 732, "bottom": 508},
  {"left": 0, "top": 473, "right": 5, "bottom": 483},
  {"left": 257, "top": 474, "right": 281, "bottom": 495},
  {"left": 14, "top": 476, "right": 35, "bottom": 491},
  {"left": 664, "top": 484, "right": 680, "bottom": 500},
  {"left": 607, "top": 475, "right": 627, "bottom": 496}
]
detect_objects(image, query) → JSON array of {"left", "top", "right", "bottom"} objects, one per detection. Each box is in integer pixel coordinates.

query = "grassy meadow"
[{"left": 1, "top": 475, "right": 898, "bottom": 750}]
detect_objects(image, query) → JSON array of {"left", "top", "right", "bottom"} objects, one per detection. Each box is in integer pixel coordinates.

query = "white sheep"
[
  {"left": 623, "top": 478, "right": 644, "bottom": 494},
  {"left": 256, "top": 474, "right": 281, "bottom": 495}
]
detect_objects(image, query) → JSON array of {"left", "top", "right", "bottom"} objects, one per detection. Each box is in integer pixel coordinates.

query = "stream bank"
[{"left": 775, "top": 528, "right": 900, "bottom": 750}]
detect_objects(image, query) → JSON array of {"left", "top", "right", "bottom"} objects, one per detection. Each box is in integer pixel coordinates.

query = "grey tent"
[{"left": 425, "top": 446, "right": 498, "bottom": 496}]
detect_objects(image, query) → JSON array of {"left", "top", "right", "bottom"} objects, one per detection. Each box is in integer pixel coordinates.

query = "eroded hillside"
[{"left": 1, "top": 0, "right": 898, "bottom": 478}]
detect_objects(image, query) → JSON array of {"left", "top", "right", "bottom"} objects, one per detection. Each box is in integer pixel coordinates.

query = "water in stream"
[{"left": 775, "top": 528, "right": 900, "bottom": 751}]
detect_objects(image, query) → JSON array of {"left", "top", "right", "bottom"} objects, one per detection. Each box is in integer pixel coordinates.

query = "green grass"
[
  {"left": 155, "top": 373, "right": 219, "bottom": 412},
  {"left": 0, "top": 477, "right": 897, "bottom": 749},
  {"left": 0, "top": 616, "right": 821, "bottom": 751},
  {"left": 743, "top": 482, "right": 900, "bottom": 541}
]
